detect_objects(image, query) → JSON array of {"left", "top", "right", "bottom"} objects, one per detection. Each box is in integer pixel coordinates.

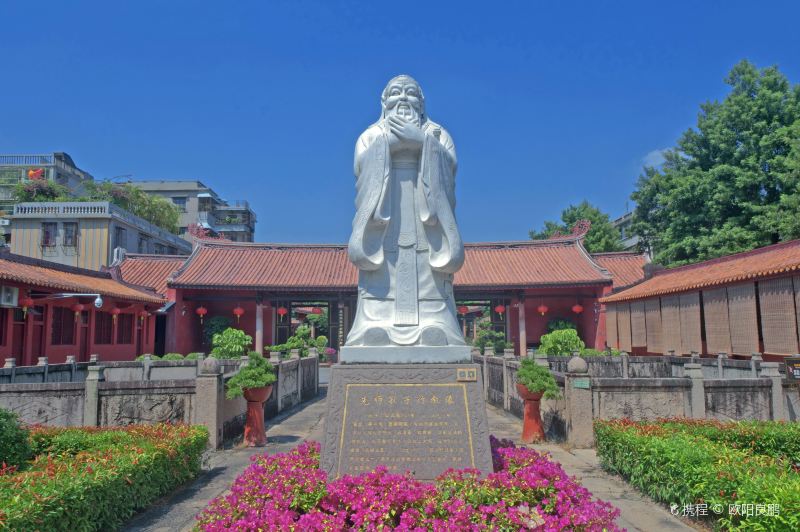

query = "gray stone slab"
[
  {"left": 339, "top": 345, "right": 471, "bottom": 364},
  {"left": 321, "top": 363, "right": 492, "bottom": 481}
]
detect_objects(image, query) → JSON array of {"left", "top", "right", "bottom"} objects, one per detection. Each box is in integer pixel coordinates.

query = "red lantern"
[
  {"left": 71, "top": 303, "right": 84, "bottom": 319},
  {"left": 276, "top": 306, "right": 288, "bottom": 321},
  {"left": 494, "top": 305, "right": 505, "bottom": 315},
  {"left": 18, "top": 296, "right": 34, "bottom": 318},
  {"left": 537, "top": 304, "right": 549, "bottom": 316},
  {"left": 311, "top": 307, "right": 323, "bottom": 315},
  {"left": 195, "top": 306, "right": 208, "bottom": 324},
  {"left": 233, "top": 305, "right": 245, "bottom": 323},
  {"left": 457, "top": 305, "right": 469, "bottom": 315},
  {"left": 572, "top": 304, "right": 584, "bottom": 314},
  {"left": 111, "top": 307, "right": 121, "bottom": 322}
]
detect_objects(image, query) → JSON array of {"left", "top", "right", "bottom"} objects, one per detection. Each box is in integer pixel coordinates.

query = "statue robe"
[{"left": 346, "top": 119, "right": 465, "bottom": 346}]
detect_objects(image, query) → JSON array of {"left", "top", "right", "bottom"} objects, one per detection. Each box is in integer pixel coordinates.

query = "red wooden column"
[{"left": 517, "top": 294, "right": 527, "bottom": 357}]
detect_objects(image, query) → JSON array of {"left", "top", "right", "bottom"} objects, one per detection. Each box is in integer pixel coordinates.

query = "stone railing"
[
  {"left": 0, "top": 352, "right": 320, "bottom": 449},
  {"left": 545, "top": 353, "right": 786, "bottom": 380},
  {"left": 472, "top": 350, "right": 798, "bottom": 447}
]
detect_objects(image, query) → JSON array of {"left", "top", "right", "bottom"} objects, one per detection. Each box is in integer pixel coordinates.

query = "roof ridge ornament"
[{"left": 547, "top": 219, "right": 592, "bottom": 240}]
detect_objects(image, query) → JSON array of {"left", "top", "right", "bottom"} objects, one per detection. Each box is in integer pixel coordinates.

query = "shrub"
[
  {"left": 0, "top": 424, "right": 208, "bottom": 530},
  {"left": 546, "top": 318, "right": 576, "bottom": 332},
  {"left": 210, "top": 327, "right": 252, "bottom": 359},
  {"left": 473, "top": 321, "right": 512, "bottom": 355},
  {"left": 267, "top": 325, "right": 322, "bottom": 357},
  {"left": 314, "top": 335, "right": 328, "bottom": 350},
  {"left": 225, "top": 351, "right": 277, "bottom": 399},
  {"left": 161, "top": 353, "right": 185, "bottom": 361},
  {"left": 203, "top": 315, "right": 232, "bottom": 345},
  {"left": 595, "top": 419, "right": 800, "bottom": 530},
  {"left": 185, "top": 352, "right": 204, "bottom": 360},
  {"left": 655, "top": 418, "right": 800, "bottom": 466},
  {"left": 0, "top": 408, "right": 31, "bottom": 470},
  {"left": 538, "top": 328, "right": 585, "bottom": 355},
  {"left": 135, "top": 353, "right": 160, "bottom": 361},
  {"left": 196, "top": 437, "right": 620, "bottom": 530},
  {"left": 516, "top": 359, "right": 560, "bottom": 399}
]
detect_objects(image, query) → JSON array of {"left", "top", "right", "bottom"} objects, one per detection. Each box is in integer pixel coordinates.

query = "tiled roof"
[
  {"left": 117, "top": 254, "right": 188, "bottom": 296},
  {"left": 591, "top": 252, "right": 647, "bottom": 290},
  {"left": 0, "top": 252, "right": 165, "bottom": 304},
  {"left": 168, "top": 239, "right": 616, "bottom": 290},
  {"left": 168, "top": 243, "right": 355, "bottom": 290},
  {"left": 601, "top": 239, "right": 800, "bottom": 303},
  {"left": 457, "top": 241, "right": 612, "bottom": 288}
]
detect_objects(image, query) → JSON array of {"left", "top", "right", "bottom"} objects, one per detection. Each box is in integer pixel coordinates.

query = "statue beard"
[{"left": 386, "top": 102, "right": 421, "bottom": 126}]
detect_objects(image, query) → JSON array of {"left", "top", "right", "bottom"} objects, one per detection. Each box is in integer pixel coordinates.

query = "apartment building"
[
  {"left": 10, "top": 202, "right": 191, "bottom": 270},
  {"left": 132, "top": 180, "right": 257, "bottom": 242}
]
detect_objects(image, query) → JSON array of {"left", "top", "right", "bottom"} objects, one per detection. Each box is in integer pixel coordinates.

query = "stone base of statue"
[
  {"left": 321, "top": 362, "right": 493, "bottom": 482},
  {"left": 339, "top": 345, "right": 471, "bottom": 364}
]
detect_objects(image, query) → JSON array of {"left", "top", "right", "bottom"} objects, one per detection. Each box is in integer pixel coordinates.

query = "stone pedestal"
[
  {"left": 321, "top": 363, "right": 493, "bottom": 481},
  {"left": 339, "top": 345, "right": 471, "bottom": 364}
]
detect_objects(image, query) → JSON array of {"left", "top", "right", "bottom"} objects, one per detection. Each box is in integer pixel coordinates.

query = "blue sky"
[{"left": 2, "top": 1, "right": 799, "bottom": 243}]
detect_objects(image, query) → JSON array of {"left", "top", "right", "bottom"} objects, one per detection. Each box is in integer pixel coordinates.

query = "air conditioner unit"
[
  {"left": 0, "top": 219, "right": 10, "bottom": 226},
  {"left": 0, "top": 285, "right": 19, "bottom": 307}
]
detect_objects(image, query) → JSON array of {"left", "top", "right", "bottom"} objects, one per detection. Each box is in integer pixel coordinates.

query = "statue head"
[{"left": 381, "top": 74, "right": 425, "bottom": 124}]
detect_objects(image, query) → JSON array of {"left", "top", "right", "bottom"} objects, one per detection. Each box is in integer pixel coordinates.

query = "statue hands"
[{"left": 387, "top": 115, "right": 425, "bottom": 150}]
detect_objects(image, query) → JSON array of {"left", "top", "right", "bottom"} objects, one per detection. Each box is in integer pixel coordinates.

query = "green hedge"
[
  {"left": 595, "top": 419, "right": 800, "bottom": 531},
  {"left": 0, "top": 408, "right": 31, "bottom": 470},
  {"left": 0, "top": 423, "right": 207, "bottom": 531},
  {"left": 656, "top": 419, "right": 800, "bottom": 464}
]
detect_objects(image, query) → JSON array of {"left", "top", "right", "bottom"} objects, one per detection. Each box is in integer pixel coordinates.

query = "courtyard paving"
[{"left": 125, "top": 384, "right": 696, "bottom": 531}]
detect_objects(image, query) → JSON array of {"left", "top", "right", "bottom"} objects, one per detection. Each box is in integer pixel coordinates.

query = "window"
[
  {"left": 172, "top": 197, "right": 187, "bottom": 212},
  {"left": 137, "top": 233, "right": 150, "bottom": 253},
  {"left": 116, "top": 314, "right": 133, "bottom": 344},
  {"left": 178, "top": 227, "right": 187, "bottom": 236},
  {"left": 94, "top": 311, "right": 113, "bottom": 344},
  {"left": 154, "top": 243, "right": 165, "bottom": 255},
  {"left": 113, "top": 226, "right": 127, "bottom": 251},
  {"left": 51, "top": 307, "right": 75, "bottom": 345},
  {"left": 41, "top": 222, "right": 57, "bottom": 247},
  {"left": 63, "top": 222, "right": 78, "bottom": 247}
]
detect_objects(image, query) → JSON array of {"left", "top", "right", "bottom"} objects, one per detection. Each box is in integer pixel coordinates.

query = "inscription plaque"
[{"left": 322, "top": 364, "right": 493, "bottom": 481}]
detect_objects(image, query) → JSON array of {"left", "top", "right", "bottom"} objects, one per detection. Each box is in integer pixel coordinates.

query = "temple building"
[
  {"left": 115, "top": 229, "right": 647, "bottom": 357},
  {"left": 0, "top": 248, "right": 165, "bottom": 365},
  {"left": 602, "top": 239, "right": 800, "bottom": 361}
]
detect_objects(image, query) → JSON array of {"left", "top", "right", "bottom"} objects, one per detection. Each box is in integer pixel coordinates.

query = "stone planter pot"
[
  {"left": 243, "top": 385, "right": 273, "bottom": 447},
  {"left": 515, "top": 383, "right": 545, "bottom": 443}
]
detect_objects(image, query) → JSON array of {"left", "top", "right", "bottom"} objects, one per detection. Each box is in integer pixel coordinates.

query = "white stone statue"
[{"left": 345, "top": 75, "right": 466, "bottom": 349}]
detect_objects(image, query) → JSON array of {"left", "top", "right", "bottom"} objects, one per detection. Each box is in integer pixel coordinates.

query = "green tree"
[
  {"left": 632, "top": 60, "right": 800, "bottom": 266},
  {"left": 13, "top": 180, "right": 71, "bottom": 202},
  {"left": 529, "top": 200, "right": 623, "bottom": 253},
  {"left": 81, "top": 181, "right": 181, "bottom": 234}
]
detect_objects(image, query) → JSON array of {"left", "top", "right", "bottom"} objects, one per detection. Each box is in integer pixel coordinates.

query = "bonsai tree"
[
  {"left": 516, "top": 359, "right": 560, "bottom": 399},
  {"left": 266, "top": 325, "right": 326, "bottom": 357},
  {"left": 210, "top": 328, "right": 252, "bottom": 359},
  {"left": 225, "top": 351, "right": 276, "bottom": 399},
  {"left": 473, "top": 320, "right": 512, "bottom": 354},
  {"left": 538, "top": 328, "right": 585, "bottom": 355}
]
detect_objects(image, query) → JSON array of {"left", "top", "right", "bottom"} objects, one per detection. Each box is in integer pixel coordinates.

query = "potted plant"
[
  {"left": 226, "top": 351, "right": 277, "bottom": 447},
  {"left": 515, "top": 359, "right": 560, "bottom": 443}
]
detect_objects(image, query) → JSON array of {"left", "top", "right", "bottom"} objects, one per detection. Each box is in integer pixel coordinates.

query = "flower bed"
[
  {"left": 594, "top": 419, "right": 800, "bottom": 531},
  {"left": 196, "top": 436, "right": 620, "bottom": 530},
  {"left": 0, "top": 423, "right": 208, "bottom": 531}
]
